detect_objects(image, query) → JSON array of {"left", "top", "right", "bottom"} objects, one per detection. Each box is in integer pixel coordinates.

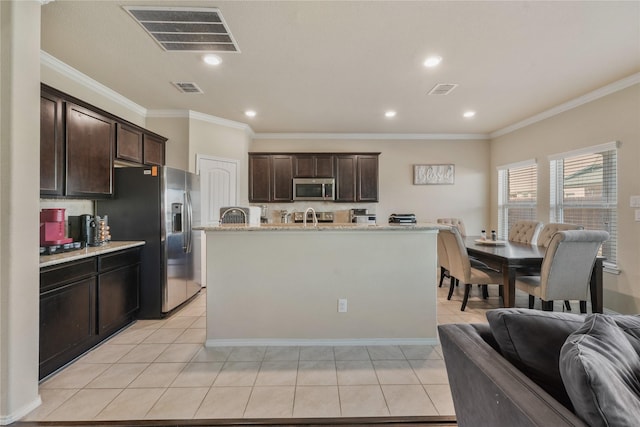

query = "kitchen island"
[{"left": 198, "top": 224, "right": 439, "bottom": 346}]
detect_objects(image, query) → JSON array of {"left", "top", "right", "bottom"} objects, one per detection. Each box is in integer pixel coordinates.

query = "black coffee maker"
[{"left": 68, "top": 214, "right": 110, "bottom": 246}]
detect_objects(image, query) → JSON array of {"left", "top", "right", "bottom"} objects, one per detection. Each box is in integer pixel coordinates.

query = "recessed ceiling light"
[
  {"left": 423, "top": 56, "right": 442, "bottom": 68},
  {"left": 245, "top": 110, "right": 257, "bottom": 118},
  {"left": 463, "top": 111, "right": 476, "bottom": 118},
  {"left": 385, "top": 110, "right": 397, "bottom": 118},
  {"left": 203, "top": 54, "right": 222, "bottom": 66}
]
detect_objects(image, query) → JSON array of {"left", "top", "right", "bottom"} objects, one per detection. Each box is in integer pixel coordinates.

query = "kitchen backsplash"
[
  {"left": 253, "top": 201, "right": 377, "bottom": 224},
  {"left": 40, "top": 198, "right": 94, "bottom": 236}
]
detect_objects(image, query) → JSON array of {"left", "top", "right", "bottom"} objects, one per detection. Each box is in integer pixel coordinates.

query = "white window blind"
[
  {"left": 550, "top": 142, "right": 618, "bottom": 267},
  {"left": 497, "top": 160, "right": 537, "bottom": 240}
]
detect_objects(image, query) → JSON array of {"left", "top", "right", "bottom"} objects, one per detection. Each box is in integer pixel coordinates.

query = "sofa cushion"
[
  {"left": 486, "top": 308, "right": 585, "bottom": 409},
  {"left": 560, "top": 314, "right": 640, "bottom": 427}
]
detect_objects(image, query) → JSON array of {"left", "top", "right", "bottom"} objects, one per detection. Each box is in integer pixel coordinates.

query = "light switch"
[
  {"left": 636, "top": 209, "right": 640, "bottom": 222},
  {"left": 631, "top": 196, "right": 640, "bottom": 208}
]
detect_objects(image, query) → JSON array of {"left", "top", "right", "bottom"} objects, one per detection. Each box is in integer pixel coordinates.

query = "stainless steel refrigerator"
[{"left": 98, "top": 166, "right": 201, "bottom": 318}]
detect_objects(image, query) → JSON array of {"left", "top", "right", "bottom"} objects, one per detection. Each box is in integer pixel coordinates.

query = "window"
[
  {"left": 498, "top": 160, "right": 537, "bottom": 239},
  {"left": 550, "top": 141, "right": 618, "bottom": 268}
]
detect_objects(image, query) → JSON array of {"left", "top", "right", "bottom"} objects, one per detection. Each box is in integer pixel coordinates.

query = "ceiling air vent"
[
  {"left": 123, "top": 6, "right": 239, "bottom": 52},
  {"left": 428, "top": 83, "right": 458, "bottom": 95},
  {"left": 172, "top": 82, "right": 204, "bottom": 94}
]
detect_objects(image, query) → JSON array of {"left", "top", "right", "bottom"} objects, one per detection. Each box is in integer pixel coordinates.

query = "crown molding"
[
  {"left": 146, "top": 109, "right": 254, "bottom": 135},
  {"left": 490, "top": 72, "right": 640, "bottom": 139},
  {"left": 40, "top": 51, "right": 148, "bottom": 117},
  {"left": 253, "top": 132, "right": 489, "bottom": 141}
]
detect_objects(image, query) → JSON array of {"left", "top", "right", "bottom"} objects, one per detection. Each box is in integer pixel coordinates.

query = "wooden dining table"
[{"left": 464, "top": 236, "right": 604, "bottom": 313}]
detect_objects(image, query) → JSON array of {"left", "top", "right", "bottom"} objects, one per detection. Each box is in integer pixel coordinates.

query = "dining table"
[{"left": 464, "top": 236, "right": 604, "bottom": 313}]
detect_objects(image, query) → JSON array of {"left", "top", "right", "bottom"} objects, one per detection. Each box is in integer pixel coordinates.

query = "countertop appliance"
[
  {"left": 40, "top": 208, "right": 73, "bottom": 246},
  {"left": 97, "top": 166, "right": 200, "bottom": 318},
  {"left": 68, "top": 214, "right": 111, "bottom": 246},
  {"left": 388, "top": 213, "right": 417, "bottom": 224},
  {"left": 292, "top": 211, "right": 335, "bottom": 223},
  {"left": 219, "top": 206, "right": 261, "bottom": 226},
  {"left": 293, "top": 178, "right": 335, "bottom": 201},
  {"left": 350, "top": 208, "right": 376, "bottom": 225}
]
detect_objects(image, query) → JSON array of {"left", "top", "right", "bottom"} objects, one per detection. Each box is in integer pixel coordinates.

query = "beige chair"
[
  {"left": 516, "top": 230, "right": 609, "bottom": 312},
  {"left": 437, "top": 218, "right": 467, "bottom": 237},
  {"left": 536, "top": 223, "right": 583, "bottom": 247},
  {"left": 440, "top": 227, "right": 503, "bottom": 311},
  {"left": 437, "top": 231, "right": 451, "bottom": 287},
  {"left": 508, "top": 220, "right": 543, "bottom": 244}
]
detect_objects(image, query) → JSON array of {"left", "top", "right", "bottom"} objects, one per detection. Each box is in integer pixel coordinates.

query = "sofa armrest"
[{"left": 438, "top": 324, "right": 586, "bottom": 427}]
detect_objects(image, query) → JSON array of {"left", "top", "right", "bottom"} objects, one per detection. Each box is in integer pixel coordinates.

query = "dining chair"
[
  {"left": 437, "top": 218, "right": 467, "bottom": 237},
  {"left": 437, "top": 218, "right": 466, "bottom": 288},
  {"left": 508, "top": 220, "right": 543, "bottom": 244},
  {"left": 536, "top": 223, "right": 583, "bottom": 247},
  {"left": 515, "top": 230, "right": 609, "bottom": 313},
  {"left": 440, "top": 227, "right": 503, "bottom": 311},
  {"left": 437, "top": 231, "right": 451, "bottom": 287}
]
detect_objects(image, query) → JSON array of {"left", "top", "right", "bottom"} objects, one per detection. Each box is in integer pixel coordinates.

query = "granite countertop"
[
  {"left": 39, "top": 241, "right": 146, "bottom": 268},
  {"left": 195, "top": 223, "right": 440, "bottom": 232}
]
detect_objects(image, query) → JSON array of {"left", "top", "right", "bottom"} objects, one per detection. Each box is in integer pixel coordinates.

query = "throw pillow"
[
  {"left": 610, "top": 315, "right": 640, "bottom": 357},
  {"left": 560, "top": 314, "right": 640, "bottom": 427},
  {"left": 486, "top": 308, "right": 585, "bottom": 409}
]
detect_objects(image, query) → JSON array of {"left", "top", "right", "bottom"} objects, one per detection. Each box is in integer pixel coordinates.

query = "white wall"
[
  {"left": 145, "top": 116, "right": 190, "bottom": 171},
  {"left": 490, "top": 84, "right": 640, "bottom": 314},
  {"left": 0, "top": 1, "right": 42, "bottom": 423},
  {"left": 250, "top": 138, "right": 491, "bottom": 233}
]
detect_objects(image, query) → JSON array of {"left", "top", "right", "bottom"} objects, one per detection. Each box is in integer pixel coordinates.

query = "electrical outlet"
[
  {"left": 635, "top": 209, "right": 640, "bottom": 222},
  {"left": 631, "top": 196, "right": 640, "bottom": 208},
  {"left": 338, "top": 298, "right": 348, "bottom": 313}
]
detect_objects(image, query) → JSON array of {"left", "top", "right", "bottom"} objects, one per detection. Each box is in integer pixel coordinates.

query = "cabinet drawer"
[
  {"left": 40, "top": 258, "right": 97, "bottom": 292},
  {"left": 99, "top": 248, "right": 141, "bottom": 272}
]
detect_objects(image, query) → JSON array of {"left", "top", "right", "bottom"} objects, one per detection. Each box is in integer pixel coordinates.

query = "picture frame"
[{"left": 413, "top": 164, "right": 455, "bottom": 185}]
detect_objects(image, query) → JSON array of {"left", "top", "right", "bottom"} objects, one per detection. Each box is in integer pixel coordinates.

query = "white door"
[{"left": 195, "top": 155, "right": 238, "bottom": 286}]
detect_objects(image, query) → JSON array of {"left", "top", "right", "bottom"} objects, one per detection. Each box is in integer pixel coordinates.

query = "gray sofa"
[{"left": 438, "top": 309, "right": 640, "bottom": 427}]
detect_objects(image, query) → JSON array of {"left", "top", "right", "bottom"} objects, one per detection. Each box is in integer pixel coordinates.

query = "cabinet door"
[
  {"left": 357, "top": 155, "right": 379, "bottom": 202},
  {"left": 39, "top": 277, "right": 97, "bottom": 379},
  {"left": 40, "top": 90, "right": 64, "bottom": 196},
  {"left": 143, "top": 133, "right": 165, "bottom": 166},
  {"left": 335, "top": 155, "right": 357, "bottom": 202},
  {"left": 65, "top": 103, "right": 115, "bottom": 198},
  {"left": 99, "top": 264, "right": 140, "bottom": 335},
  {"left": 249, "top": 155, "right": 272, "bottom": 202},
  {"left": 116, "top": 123, "right": 143, "bottom": 163},
  {"left": 272, "top": 155, "right": 293, "bottom": 202}
]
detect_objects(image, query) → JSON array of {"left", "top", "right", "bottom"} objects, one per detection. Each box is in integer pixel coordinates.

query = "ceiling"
[{"left": 40, "top": 1, "right": 640, "bottom": 136}]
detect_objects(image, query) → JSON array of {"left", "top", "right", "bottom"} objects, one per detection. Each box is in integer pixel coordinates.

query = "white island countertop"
[
  {"left": 195, "top": 223, "right": 441, "bottom": 232},
  {"left": 39, "top": 241, "right": 146, "bottom": 268}
]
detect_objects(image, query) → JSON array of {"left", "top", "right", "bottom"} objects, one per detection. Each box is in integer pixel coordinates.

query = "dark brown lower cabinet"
[{"left": 39, "top": 247, "right": 141, "bottom": 380}]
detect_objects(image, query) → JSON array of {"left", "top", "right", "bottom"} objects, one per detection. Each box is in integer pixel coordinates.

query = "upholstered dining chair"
[
  {"left": 437, "top": 218, "right": 467, "bottom": 237},
  {"left": 536, "top": 223, "right": 583, "bottom": 247},
  {"left": 440, "top": 227, "right": 503, "bottom": 311},
  {"left": 437, "top": 231, "right": 451, "bottom": 288},
  {"left": 508, "top": 220, "right": 543, "bottom": 244},
  {"left": 515, "top": 230, "right": 609, "bottom": 313}
]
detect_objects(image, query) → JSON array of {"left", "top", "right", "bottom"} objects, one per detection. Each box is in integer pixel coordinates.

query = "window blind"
[
  {"left": 550, "top": 143, "right": 618, "bottom": 267},
  {"left": 498, "top": 160, "right": 537, "bottom": 239}
]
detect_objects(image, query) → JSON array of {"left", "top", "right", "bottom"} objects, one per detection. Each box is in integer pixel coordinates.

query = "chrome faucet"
[{"left": 303, "top": 207, "right": 318, "bottom": 227}]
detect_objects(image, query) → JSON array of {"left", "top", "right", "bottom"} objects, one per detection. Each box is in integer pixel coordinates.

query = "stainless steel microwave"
[{"left": 292, "top": 178, "right": 335, "bottom": 201}]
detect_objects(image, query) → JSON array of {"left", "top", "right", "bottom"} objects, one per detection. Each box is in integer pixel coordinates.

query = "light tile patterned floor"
[{"left": 23, "top": 282, "right": 574, "bottom": 422}]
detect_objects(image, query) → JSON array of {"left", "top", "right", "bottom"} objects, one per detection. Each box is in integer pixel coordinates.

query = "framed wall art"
[{"left": 413, "top": 164, "right": 455, "bottom": 185}]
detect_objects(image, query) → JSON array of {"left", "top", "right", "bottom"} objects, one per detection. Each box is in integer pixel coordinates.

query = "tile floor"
[{"left": 22, "top": 282, "right": 570, "bottom": 422}]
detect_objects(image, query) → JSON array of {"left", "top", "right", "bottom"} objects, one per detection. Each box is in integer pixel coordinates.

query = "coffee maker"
[{"left": 68, "top": 214, "right": 111, "bottom": 246}]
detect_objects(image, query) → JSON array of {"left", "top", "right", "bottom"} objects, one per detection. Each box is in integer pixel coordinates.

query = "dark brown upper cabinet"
[
  {"left": 65, "top": 102, "right": 115, "bottom": 198},
  {"left": 143, "top": 133, "right": 165, "bottom": 166},
  {"left": 249, "top": 155, "right": 272, "bottom": 202},
  {"left": 116, "top": 123, "right": 143, "bottom": 164},
  {"left": 335, "top": 154, "right": 379, "bottom": 202},
  {"left": 248, "top": 154, "right": 293, "bottom": 202},
  {"left": 272, "top": 155, "right": 293, "bottom": 201},
  {"left": 40, "top": 90, "right": 65, "bottom": 197},
  {"left": 293, "top": 154, "right": 334, "bottom": 178}
]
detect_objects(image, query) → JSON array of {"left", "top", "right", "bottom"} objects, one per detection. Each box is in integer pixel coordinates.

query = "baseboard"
[
  {"left": 0, "top": 395, "right": 41, "bottom": 426},
  {"left": 205, "top": 338, "right": 439, "bottom": 347}
]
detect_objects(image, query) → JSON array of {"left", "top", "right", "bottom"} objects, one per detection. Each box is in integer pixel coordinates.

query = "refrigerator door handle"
[{"left": 185, "top": 191, "right": 193, "bottom": 253}]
